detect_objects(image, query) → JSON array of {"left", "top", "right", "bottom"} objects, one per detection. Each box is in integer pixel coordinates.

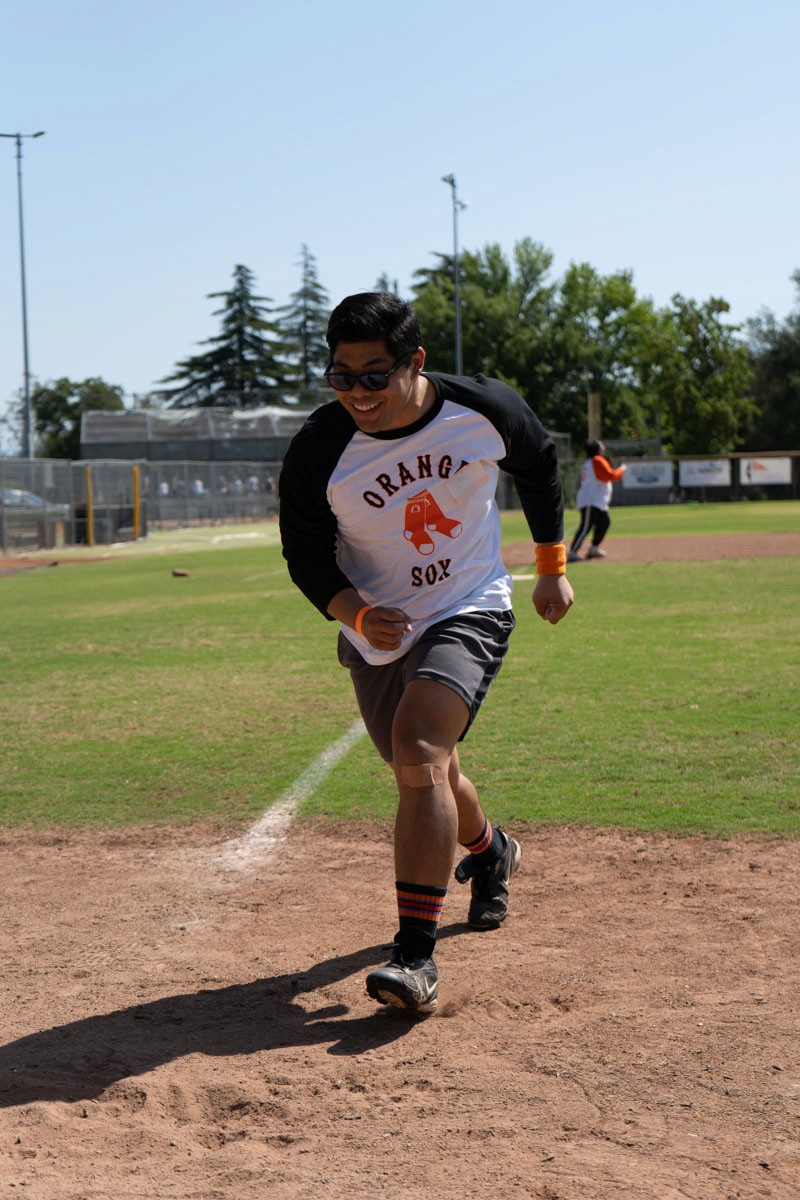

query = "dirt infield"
[
  {"left": 1, "top": 824, "right": 797, "bottom": 1199},
  {"left": 503, "top": 529, "right": 800, "bottom": 567},
  {"left": 1, "top": 531, "right": 798, "bottom": 1199}
]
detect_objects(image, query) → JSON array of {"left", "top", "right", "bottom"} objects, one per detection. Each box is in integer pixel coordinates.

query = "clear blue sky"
[{"left": 1, "top": 0, "right": 798, "bottom": 449}]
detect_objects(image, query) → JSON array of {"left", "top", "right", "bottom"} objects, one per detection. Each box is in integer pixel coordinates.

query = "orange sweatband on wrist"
[
  {"left": 354, "top": 605, "right": 373, "bottom": 637},
  {"left": 535, "top": 543, "right": 567, "bottom": 576}
]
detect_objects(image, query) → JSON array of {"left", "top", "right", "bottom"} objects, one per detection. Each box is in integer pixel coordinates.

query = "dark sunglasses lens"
[
  {"left": 360, "top": 373, "right": 390, "bottom": 391},
  {"left": 325, "top": 371, "right": 391, "bottom": 391},
  {"left": 325, "top": 373, "right": 355, "bottom": 390}
]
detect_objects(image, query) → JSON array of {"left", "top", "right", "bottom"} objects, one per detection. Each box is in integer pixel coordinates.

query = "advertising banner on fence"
[
  {"left": 739, "top": 457, "right": 792, "bottom": 485},
  {"left": 679, "top": 460, "right": 731, "bottom": 487},
  {"left": 622, "top": 460, "right": 674, "bottom": 489}
]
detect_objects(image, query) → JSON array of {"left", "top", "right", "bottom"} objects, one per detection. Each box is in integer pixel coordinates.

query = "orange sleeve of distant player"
[{"left": 593, "top": 455, "right": 625, "bottom": 482}]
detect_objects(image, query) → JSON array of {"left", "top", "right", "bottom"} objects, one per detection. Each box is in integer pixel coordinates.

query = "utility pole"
[
  {"left": 1, "top": 130, "right": 45, "bottom": 458},
  {"left": 441, "top": 174, "right": 467, "bottom": 375},
  {"left": 587, "top": 391, "right": 601, "bottom": 442}
]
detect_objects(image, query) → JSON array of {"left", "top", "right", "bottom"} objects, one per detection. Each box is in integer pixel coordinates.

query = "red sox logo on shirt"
[{"left": 403, "top": 488, "right": 462, "bottom": 556}]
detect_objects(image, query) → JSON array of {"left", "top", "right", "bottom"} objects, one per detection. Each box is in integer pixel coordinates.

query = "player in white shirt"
[
  {"left": 280, "top": 292, "right": 574, "bottom": 1013},
  {"left": 568, "top": 440, "right": 627, "bottom": 561}
]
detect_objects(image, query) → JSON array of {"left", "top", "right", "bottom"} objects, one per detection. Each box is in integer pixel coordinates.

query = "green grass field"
[
  {"left": 503, "top": 497, "right": 800, "bottom": 542},
  {"left": 2, "top": 503, "right": 798, "bottom": 836}
]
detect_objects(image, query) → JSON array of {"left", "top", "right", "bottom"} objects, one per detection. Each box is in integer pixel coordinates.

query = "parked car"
[{"left": 0, "top": 488, "right": 70, "bottom": 519}]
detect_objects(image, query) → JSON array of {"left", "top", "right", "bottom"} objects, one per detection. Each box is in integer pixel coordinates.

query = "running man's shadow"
[{"left": 0, "top": 924, "right": 469, "bottom": 1108}]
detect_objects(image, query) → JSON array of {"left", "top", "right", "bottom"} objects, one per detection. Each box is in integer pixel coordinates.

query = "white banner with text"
[
  {"left": 679, "top": 460, "right": 732, "bottom": 487},
  {"left": 622, "top": 461, "right": 674, "bottom": 489}
]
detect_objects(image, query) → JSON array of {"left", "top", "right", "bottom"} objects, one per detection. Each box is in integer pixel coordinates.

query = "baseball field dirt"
[{"left": 1, "top": 531, "right": 798, "bottom": 1199}]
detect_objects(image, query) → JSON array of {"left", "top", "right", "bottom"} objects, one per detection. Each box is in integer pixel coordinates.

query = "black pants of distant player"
[{"left": 571, "top": 506, "right": 611, "bottom": 553}]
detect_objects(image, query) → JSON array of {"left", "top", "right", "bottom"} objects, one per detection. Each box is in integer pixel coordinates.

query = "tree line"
[{"left": 8, "top": 244, "right": 800, "bottom": 459}]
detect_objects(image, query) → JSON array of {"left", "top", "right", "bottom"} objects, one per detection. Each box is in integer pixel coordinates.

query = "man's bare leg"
[
  {"left": 448, "top": 747, "right": 487, "bottom": 848},
  {"left": 389, "top": 677, "right": 466, "bottom": 888},
  {"left": 365, "top": 678, "right": 465, "bottom": 1012}
]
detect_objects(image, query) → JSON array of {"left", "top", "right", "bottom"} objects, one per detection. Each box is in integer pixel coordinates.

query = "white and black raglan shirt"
[{"left": 279, "top": 372, "right": 564, "bottom": 665}]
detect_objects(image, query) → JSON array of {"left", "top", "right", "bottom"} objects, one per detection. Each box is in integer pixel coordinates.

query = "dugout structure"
[{"left": 80, "top": 406, "right": 312, "bottom": 464}]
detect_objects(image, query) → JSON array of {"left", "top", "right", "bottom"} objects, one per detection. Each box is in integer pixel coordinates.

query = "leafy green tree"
[
  {"left": 32, "top": 377, "right": 125, "bottom": 459},
  {"left": 413, "top": 242, "right": 658, "bottom": 445},
  {"left": 538, "top": 263, "right": 658, "bottom": 444},
  {"left": 645, "top": 295, "right": 755, "bottom": 455},
  {"left": 746, "top": 271, "right": 800, "bottom": 450},
  {"left": 0, "top": 391, "right": 23, "bottom": 455},
  {"left": 413, "top": 239, "right": 555, "bottom": 388},
  {"left": 157, "top": 264, "right": 289, "bottom": 408},
  {"left": 463, "top": 240, "right": 556, "bottom": 392},
  {"left": 279, "top": 245, "right": 330, "bottom": 403},
  {"left": 411, "top": 252, "right": 459, "bottom": 372},
  {"left": 414, "top": 240, "right": 753, "bottom": 452}
]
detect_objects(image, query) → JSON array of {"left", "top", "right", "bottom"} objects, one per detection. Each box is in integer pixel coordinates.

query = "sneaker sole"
[
  {"left": 366, "top": 975, "right": 438, "bottom": 1015},
  {"left": 369, "top": 986, "right": 438, "bottom": 1015}
]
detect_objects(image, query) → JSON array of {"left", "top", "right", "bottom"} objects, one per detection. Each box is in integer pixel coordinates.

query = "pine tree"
[
  {"left": 279, "top": 245, "right": 330, "bottom": 404},
  {"left": 373, "top": 273, "right": 400, "bottom": 294},
  {"left": 157, "top": 264, "right": 290, "bottom": 408}
]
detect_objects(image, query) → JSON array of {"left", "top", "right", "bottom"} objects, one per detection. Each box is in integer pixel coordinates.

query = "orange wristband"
[
  {"left": 535, "top": 543, "right": 567, "bottom": 576},
  {"left": 354, "top": 605, "right": 372, "bottom": 637}
]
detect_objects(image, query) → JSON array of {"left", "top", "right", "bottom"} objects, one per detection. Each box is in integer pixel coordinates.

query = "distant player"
[
  {"left": 279, "top": 292, "right": 573, "bottom": 1014},
  {"left": 568, "top": 439, "right": 627, "bottom": 561}
]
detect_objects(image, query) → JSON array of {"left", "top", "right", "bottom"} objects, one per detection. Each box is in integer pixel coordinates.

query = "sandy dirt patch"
[
  {"left": 503, "top": 529, "right": 800, "bottom": 568},
  {"left": 0, "top": 823, "right": 797, "bottom": 1199}
]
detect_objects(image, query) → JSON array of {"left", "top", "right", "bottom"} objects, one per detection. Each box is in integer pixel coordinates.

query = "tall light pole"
[
  {"left": 1, "top": 130, "right": 45, "bottom": 459},
  {"left": 441, "top": 173, "right": 467, "bottom": 375}
]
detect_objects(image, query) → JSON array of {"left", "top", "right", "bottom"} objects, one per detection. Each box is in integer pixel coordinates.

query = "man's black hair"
[
  {"left": 326, "top": 292, "right": 422, "bottom": 359},
  {"left": 585, "top": 439, "right": 605, "bottom": 458}
]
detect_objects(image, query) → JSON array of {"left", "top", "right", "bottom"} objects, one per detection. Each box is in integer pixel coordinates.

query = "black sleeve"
[
  {"left": 499, "top": 399, "right": 564, "bottom": 544},
  {"left": 470, "top": 376, "right": 565, "bottom": 544},
  {"left": 278, "top": 415, "right": 355, "bottom": 619}
]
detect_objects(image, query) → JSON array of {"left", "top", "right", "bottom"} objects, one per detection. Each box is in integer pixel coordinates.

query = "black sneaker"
[
  {"left": 366, "top": 948, "right": 439, "bottom": 1014},
  {"left": 455, "top": 829, "right": 521, "bottom": 930}
]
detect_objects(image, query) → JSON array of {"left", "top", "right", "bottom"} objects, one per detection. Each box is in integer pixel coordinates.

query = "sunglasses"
[{"left": 324, "top": 352, "right": 413, "bottom": 393}]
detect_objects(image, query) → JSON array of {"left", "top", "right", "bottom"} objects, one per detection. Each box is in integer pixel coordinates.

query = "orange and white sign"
[{"left": 739, "top": 458, "right": 792, "bottom": 485}]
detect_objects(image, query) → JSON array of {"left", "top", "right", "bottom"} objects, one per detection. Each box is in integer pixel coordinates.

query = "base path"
[
  {"left": 0, "top": 822, "right": 797, "bottom": 1199},
  {"left": 504, "top": 529, "right": 800, "bottom": 567}
]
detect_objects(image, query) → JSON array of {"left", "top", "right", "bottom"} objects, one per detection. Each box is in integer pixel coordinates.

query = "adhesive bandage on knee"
[{"left": 397, "top": 762, "right": 444, "bottom": 788}]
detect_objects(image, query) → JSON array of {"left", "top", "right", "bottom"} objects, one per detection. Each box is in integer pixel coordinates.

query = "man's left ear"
[{"left": 412, "top": 347, "right": 426, "bottom": 373}]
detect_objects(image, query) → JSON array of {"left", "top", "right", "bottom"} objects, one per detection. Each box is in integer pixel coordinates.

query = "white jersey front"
[
  {"left": 280, "top": 372, "right": 564, "bottom": 664},
  {"left": 328, "top": 402, "right": 508, "bottom": 662}
]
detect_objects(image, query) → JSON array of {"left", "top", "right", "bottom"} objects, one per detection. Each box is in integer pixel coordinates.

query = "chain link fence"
[
  {"left": 144, "top": 461, "right": 279, "bottom": 527},
  {"left": 0, "top": 459, "right": 74, "bottom": 551},
  {"left": 2, "top": 447, "right": 798, "bottom": 554},
  {"left": 0, "top": 459, "right": 280, "bottom": 552}
]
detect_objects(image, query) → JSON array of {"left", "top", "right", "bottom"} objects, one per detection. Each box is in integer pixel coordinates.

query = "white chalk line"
[{"left": 213, "top": 717, "right": 366, "bottom": 872}]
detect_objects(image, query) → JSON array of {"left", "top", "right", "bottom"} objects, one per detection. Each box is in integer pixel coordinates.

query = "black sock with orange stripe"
[
  {"left": 461, "top": 819, "right": 504, "bottom": 872},
  {"left": 395, "top": 881, "right": 447, "bottom": 960}
]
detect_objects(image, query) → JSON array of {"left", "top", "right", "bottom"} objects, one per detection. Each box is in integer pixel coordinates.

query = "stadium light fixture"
[
  {"left": 0, "top": 130, "right": 45, "bottom": 459},
  {"left": 441, "top": 173, "right": 467, "bottom": 375}
]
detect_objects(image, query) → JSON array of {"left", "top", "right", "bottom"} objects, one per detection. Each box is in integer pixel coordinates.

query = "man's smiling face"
[{"left": 327, "top": 340, "right": 430, "bottom": 434}]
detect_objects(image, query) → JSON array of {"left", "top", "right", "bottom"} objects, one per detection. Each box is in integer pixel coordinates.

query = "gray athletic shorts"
[{"left": 337, "top": 609, "right": 516, "bottom": 763}]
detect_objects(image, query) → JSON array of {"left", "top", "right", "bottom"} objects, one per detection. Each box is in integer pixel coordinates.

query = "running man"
[{"left": 279, "top": 292, "right": 573, "bottom": 1014}]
